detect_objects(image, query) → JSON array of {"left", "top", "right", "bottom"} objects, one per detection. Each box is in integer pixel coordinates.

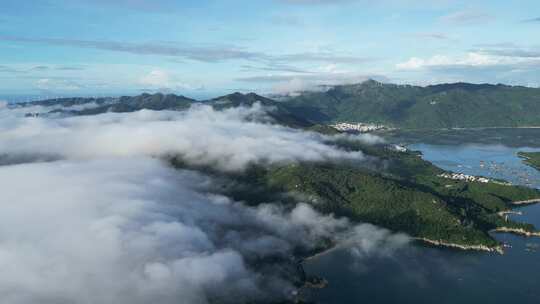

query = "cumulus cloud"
[{"left": 0, "top": 104, "right": 363, "bottom": 171}]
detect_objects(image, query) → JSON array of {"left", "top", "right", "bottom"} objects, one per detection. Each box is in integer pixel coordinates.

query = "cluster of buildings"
[
  {"left": 438, "top": 173, "right": 490, "bottom": 183},
  {"left": 330, "top": 122, "right": 387, "bottom": 133}
]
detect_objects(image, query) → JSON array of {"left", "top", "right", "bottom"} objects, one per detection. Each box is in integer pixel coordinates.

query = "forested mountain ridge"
[
  {"left": 21, "top": 80, "right": 540, "bottom": 129},
  {"left": 283, "top": 80, "right": 540, "bottom": 129}
]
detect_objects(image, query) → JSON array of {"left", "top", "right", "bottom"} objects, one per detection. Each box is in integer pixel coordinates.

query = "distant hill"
[
  {"left": 206, "top": 92, "right": 313, "bottom": 128},
  {"left": 56, "top": 93, "right": 195, "bottom": 115},
  {"left": 21, "top": 80, "right": 540, "bottom": 129},
  {"left": 24, "top": 92, "right": 314, "bottom": 129},
  {"left": 207, "top": 92, "right": 277, "bottom": 109},
  {"left": 283, "top": 80, "right": 540, "bottom": 129}
]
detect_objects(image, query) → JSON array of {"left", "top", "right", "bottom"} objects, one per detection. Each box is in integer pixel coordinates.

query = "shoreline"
[
  {"left": 303, "top": 237, "right": 506, "bottom": 263},
  {"left": 491, "top": 227, "right": 540, "bottom": 237},
  {"left": 414, "top": 238, "right": 504, "bottom": 254},
  {"left": 302, "top": 244, "right": 341, "bottom": 262},
  {"left": 497, "top": 210, "right": 523, "bottom": 217},
  {"left": 379, "top": 126, "right": 540, "bottom": 132},
  {"left": 512, "top": 199, "right": 540, "bottom": 205}
]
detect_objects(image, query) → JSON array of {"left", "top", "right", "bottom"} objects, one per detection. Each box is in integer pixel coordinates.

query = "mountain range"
[
  {"left": 284, "top": 80, "right": 540, "bottom": 129},
  {"left": 15, "top": 84, "right": 540, "bottom": 250},
  {"left": 22, "top": 80, "right": 540, "bottom": 129}
]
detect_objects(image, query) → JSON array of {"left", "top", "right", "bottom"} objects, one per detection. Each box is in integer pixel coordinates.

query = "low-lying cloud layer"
[
  {"left": 0, "top": 103, "right": 407, "bottom": 303},
  {"left": 0, "top": 157, "right": 407, "bottom": 304},
  {"left": 0, "top": 104, "right": 362, "bottom": 171}
]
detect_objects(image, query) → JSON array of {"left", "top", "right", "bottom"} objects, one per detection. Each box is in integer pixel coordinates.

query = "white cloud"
[
  {"left": 35, "top": 78, "right": 82, "bottom": 91},
  {"left": 439, "top": 10, "right": 494, "bottom": 25},
  {"left": 139, "top": 70, "right": 172, "bottom": 87},
  {"left": 0, "top": 104, "right": 363, "bottom": 171},
  {"left": 138, "top": 70, "right": 203, "bottom": 92},
  {"left": 0, "top": 102, "right": 409, "bottom": 303},
  {"left": 0, "top": 158, "right": 277, "bottom": 303},
  {"left": 396, "top": 52, "right": 540, "bottom": 71},
  {"left": 0, "top": 157, "right": 408, "bottom": 303}
]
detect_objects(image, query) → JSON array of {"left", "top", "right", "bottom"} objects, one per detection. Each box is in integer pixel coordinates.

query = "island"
[{"left": 519, "top": 152, "right": 540, "bottom": 171}]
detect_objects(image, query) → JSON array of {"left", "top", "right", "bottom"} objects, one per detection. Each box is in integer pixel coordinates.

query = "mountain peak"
[{"left": 361, "top": 79, "right": 383, "bottom": 86}]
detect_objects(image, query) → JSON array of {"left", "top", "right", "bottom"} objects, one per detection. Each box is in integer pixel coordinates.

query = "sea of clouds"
[
  {"left": 0, "top": 102, "right": 408, "bottom": 304},
  {"left": 0, "top": 103, "right": 366, "bottom": 171}
]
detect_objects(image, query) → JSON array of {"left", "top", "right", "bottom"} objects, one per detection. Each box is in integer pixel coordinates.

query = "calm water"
[{"left": 304, "top": 143, "right": 540, "bottom": 304}]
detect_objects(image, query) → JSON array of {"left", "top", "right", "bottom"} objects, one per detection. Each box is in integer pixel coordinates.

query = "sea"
[{"left": 303, "top": 130, "right": 540, "bottom": 304}]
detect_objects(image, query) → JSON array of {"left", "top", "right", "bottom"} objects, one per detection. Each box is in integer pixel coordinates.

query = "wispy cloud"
[
  {"left": 0, "top": 36, "right": 265, "bottom": 63},
  {"left": 0, "top": 36, "right": 371, "bottom": 67},
  {"left": 35, "top": 78, "right": 84, "bottom": 92},
  {"left": 409, "top": 32, "right": 452, "bottom": 41},
  {"left": 278, "top": 0, "right": 356, "bottom": 5},
  {"left": 240, "top": 64, "right": 314, "bottom": 74},
  {"left": 395, "top": 47, "right": 540, "bottom": 87},
  {"left": 522, "top": 17, "right": 540, "bottom": 23},
  {"left": 237, "top": 72, "right": 389, "bottom": 93},
  {"left": 276, "top": 52, "right": 374, "bottom": 64},
  {"left": 271, "top": 14, "right": 305, "bottom": 26},
  {"left": 79, "top": 0, "right": 183, "bottom": 12},
  {"left": 439, "top": 10, "right": 494, "bottom": 25},
  {"left": 0, "top": 65, "right": 21, "bottom": 74},
  {"left": 0, "top": 64, "right": 86, "bottom": 74},
  {"left": 471, "top": 43, "right": 540, "bottom": 58}
]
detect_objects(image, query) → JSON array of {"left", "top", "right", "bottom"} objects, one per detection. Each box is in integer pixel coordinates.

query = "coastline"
[
  {"left": 414, "top": 238, "right": 504, "bottom": 254},
  {"left": 302, "top": 244, "right": 341, "bottom": 262},
  {"left": 497, "top": 210, "right": 523, "bottom": 217},
  {"left": 512, "top": 199, "right": 540, "bottom": 205},
  {"left": 303, "top": 237, "right": 505, "bottom": 263},
  {"left": 303, "top": 201, "right": 540, "bottom": 262},
  {"left": 492, "top": 227, "right": 540, "bottom": 237}
]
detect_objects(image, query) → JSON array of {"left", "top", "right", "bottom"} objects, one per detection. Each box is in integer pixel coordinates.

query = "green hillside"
[
  {"left": 206, "top": 92, "right": 314, "bottom": 128},
  {"left": 23, "top": 80, "right": 540, "bottom": 129},
  {"left": 283, "top": 80, "right": 540, "bottom": 129},
  {"left": 518, "top": 152, "right": 540, "bottom": 171},
  {"left": 173, "top": 140, "right": 540, "bottom": 250}
]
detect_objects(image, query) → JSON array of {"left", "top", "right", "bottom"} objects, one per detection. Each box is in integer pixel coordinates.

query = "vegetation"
[
  {"left": 172, "top": 141, "right": 540, "bottom": 249},
  {"left": 283, "top": 80, "right": 540, "bottom": 129},
  {"left": 518, "top": 152, "right": 540, "bottom": 171},
  {"left": 22, "top": 93, "right": 195, "bottom": 114},
  {"left": 23, "top": 80, "right": 540, "bottom": 130},
  {"left": 25, "top": 90, "right": 540, "bottom": 248}
]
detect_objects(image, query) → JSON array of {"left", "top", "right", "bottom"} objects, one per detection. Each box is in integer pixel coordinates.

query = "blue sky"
[{"left": 1, "top": 0, "right": 539, "bottom": 98}]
